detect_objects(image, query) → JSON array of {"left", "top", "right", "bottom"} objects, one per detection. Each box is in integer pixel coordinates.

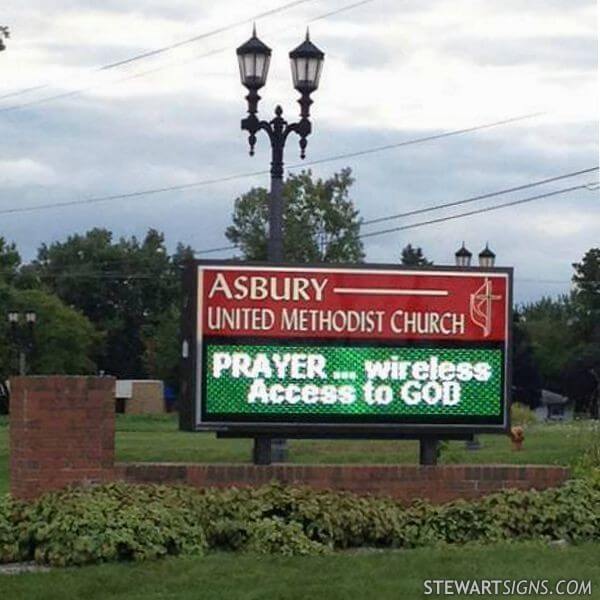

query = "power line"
[
  {"left": 309, "top": 0, "right": 375, "bottom": 21},
  {"left": 113, "top": 0, "right": 377, "bottom": 90},
  {"left": 99, "top": 0, "right": 314, "bottom": 71},
  {"left": 362, "top": 166, "right": 599, "bottom": 226},
  {"left": 0, "top": 168, "right": 267, "bottom": 216},
  {"left": 0, "top": 267, "right": 586, "bottom": 285},
  {"left": 302, "top": 113, "right": 545, "bottom": 167},
  {"left": 0, "top": 0, "right": 378, "bottom": 112},
  {"left": 358, "top": 183, "right": 594, "bottom": 240},
  {"left": 195, "top": 245, "right": 239, "bottom": 255},
  {"left": 0, "top": 0, "right": 317, "bottom": 104},
  {"left": 0, "top": 112, "right": 543, "bottom": 216},
  {"left": 194, "top": 177, "right": 596, "bottom": 254}
]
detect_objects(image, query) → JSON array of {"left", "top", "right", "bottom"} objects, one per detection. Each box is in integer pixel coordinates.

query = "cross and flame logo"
[{"left": 469, "top": 278, "right": 502, "bottom": 337}]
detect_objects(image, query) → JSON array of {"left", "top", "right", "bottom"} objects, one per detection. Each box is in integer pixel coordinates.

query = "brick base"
[
  {"left": 114, "top": 463, "right": 570, "bottom": 504},
  {"left": 10, "top": 376, "right": 115, "bottom": 500},
  {"left": 9, "top": 377, "right": 571, "bottom": 504}
]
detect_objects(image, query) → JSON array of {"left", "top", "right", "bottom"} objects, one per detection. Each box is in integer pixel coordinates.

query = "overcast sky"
[{"left": 0, "top": 0, "right": 597, "bottom": 303}]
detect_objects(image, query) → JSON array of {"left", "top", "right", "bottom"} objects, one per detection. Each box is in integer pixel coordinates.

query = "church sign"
[{"left": 180, "top": 261, "right": 512, "bottom": 436}]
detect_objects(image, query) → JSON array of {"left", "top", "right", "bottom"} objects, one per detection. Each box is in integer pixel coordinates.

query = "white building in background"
[{"left": 534, "top": 389, "right": 574, "bottom": 422}]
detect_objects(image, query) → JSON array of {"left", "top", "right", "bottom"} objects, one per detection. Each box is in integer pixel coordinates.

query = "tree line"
[{"left": 0, "top": 169, "right": 598, "bottom": 415}]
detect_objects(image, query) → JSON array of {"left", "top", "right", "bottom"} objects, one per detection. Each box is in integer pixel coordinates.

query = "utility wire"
[
  {"left": 111, "top": 0, "right": 377, "bottom": 89},
  {"left": 0, "top": 112, "right": 543, "bottom": 216},
  {"left": 0, "top": 267, "right": 588, "bottom": 284},
  {"left": 99, "top": 0, "right": 314, "bottom": 70},
  {"left": 194, "top": 178, "right": 595, "bottom": 254},
  {"left": 0, "top": 0, "right": 377, "bottom": 112},
  {"left": 2, "top": 181, "right": 594, "bottom": 273},
  {"left": 0, "top": 169, "right": 267, "bottom": 216},
  {"left": 362, "top": 166, "right": 599, "bottom": 226},
  {"left": 358, "top": 183, "right": 595, "bottom": 240},
  {"left": 0, "top": 0, "right": 317, "bottom": 104}
]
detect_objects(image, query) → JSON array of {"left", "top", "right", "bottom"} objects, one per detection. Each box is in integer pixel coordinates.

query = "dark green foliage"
[
  {"left": 0, "top": 238, "right": 21, "bottom": 285},
  {"left": 512, "top": 315, "right": 542, "bottom": 408},
  {"left": 24, "top": 484, "right": 207, "bottom": 567},
  {"left": 226, "top": 169, "right": 364, "bottom": 263},
  {"left": 400, "top": 244, "right": 432, "bottom": 266},
  {"left": 1, "top": 478, "right": 599, "bottom": 567},
  {"left": 27, "top": 229, "right": 194, "bottom": 382},
  {"left": 0, "top": 284, "right": 98, "bottom": 379},
  {"left": 520, "top": 246, "right": 600, "bottom": 415},
  {"left": 0, "top": 494, "right": 26, "bottom": 563}
]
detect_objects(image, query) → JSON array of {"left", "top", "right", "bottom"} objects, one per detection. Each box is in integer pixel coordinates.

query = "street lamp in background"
[
  {"left": 237, "top": 26, "right": 325, "bottom": 465},
  {"left": 0, "top": 27, "right": 9, "bottom": 52},
  {"left": 6, "top": 310, "right": 37, "bottom": 375},
  {"left": 454, "top": 243, "right": 496, "bottom": 269},
  {"left": 454, "top": 243, "right": 473, "bottom": 268},
  {"left": 478, "top": 244, "right": 496, "bottom": 268}
]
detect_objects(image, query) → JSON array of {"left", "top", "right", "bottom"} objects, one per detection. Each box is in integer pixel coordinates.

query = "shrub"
[
  {"left": 0, "top": 495, "right": 28, "bottom": 564},
  {"left": 577, "top": 424, "right": 600, "bottom": 473},
  {"left": 510, "top": 402, "right": 537, "bottom": 426},
  {"left": 245, "top": 518, "right": 328, "bottom": 555},
  {"left": 1, "top": 478, "right": 599, "bottom": 567},
  {"left": 24, "top": 484, "right": 207, "bottom": 567}
]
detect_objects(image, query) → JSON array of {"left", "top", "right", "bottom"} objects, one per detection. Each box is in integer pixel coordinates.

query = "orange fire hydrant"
[{"left": 509, "top": 426, "right": 525, "bottom": 451}]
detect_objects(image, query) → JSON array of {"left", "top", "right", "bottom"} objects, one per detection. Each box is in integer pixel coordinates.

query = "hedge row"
[{"left": 1, "top": 476, "right": 599, "bottom": 567}]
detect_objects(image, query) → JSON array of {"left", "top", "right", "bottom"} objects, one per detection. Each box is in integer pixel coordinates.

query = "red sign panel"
[{"left": 199, "top": 265, "right": 510, "bottom": 343}]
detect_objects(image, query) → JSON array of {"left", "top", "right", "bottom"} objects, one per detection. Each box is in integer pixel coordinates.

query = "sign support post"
[{"left": 419, "top": 437, "right": 439, "bottom": 466}]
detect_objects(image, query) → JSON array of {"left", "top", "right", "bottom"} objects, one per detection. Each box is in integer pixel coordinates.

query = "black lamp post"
[
  {"left": 7, "top": 310, "right": 36, "bottom": 375},
  {"left": 237, "top": 26, "right": 325, "bottom": 465},
  {"left": 0, "top": 27, "right": 9, "bottom": 52},
  {"left": 237, "top": 25, "right": 325, "bottom": 262}
]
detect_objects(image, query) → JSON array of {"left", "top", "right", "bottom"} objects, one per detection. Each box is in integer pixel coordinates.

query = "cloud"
[
  {"left": 0, "top": 0, "right": 596, "bottom": 306},
  {"left": 443, "top": 35, "right": 597, "bottom": 69},
  {"left": 0, "top": 159, "right": 57, "bottom": 186}
]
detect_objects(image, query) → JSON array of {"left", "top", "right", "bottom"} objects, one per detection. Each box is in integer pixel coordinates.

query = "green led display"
[{"left": 203, "top": 343, "right": 504, "bottom": 419}]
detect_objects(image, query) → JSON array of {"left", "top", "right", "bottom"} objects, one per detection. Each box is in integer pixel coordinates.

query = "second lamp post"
[
  {"left": 236, "top": 26, "right": 325, "bottom": 464},
  {"left": 7, "top": 310, "right": 37, "bottom": 376},
  {"left": 454, "top": 243, "right": 496, "bottom": 452}
]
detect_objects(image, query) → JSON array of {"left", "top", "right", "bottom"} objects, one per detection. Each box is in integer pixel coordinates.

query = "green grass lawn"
[
  {"left": 0, "top": 414, "right": 596, "bottom": 495},
  {"left": 0, "top": 543, "right": 598, "bottom": 600},
  {"left": 1, "top": 415, "right": 598, "bottom": 598},
  {"left": 114, "top": 414, "right": 595, "bottom": 467}
]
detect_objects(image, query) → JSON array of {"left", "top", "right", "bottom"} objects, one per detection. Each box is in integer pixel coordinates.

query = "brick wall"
[
  {"left": 9, "top": 376, "right": 570, "bottom": 503},
  {"left": 115, "top": 463, "right": 570, "bottom": 504},
  {"left": 10, "top": 376, "right": 115, "bottom": 500}
]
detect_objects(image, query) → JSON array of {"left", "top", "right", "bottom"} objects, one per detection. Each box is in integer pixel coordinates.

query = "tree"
[
  {"left": 141, "top": 242, "right": 195, "bottom": 390},
  {"left": 0, "top": 237, "right": 21, "bottom": 285},
  {"left": 572, "top": 248, "right": 600, "bottom": 341},
  {"left": 511, "top": 312, "right": 542, "bottom": 408},
  {"left": 520, "top": 296, "right": 576, "bottom": 392},
  {"left": 0, "top": 283, "right": 98, "bottom": 411},
  {"left": 573, "top": 248, "right": 600, "bottom": 309},
  {"left": 30, "top": 228, "right": 182, "bottom": 378},
  {"left": 226, "top": 168, "right": 364, "bottom": 263},
  {"left": 566, "top": 249, "right": 600, "bottom": 415},
  {"left": 400, "top": 244, "right": 432, "bottom": 266},
  {"left": 0, "top": 26, "right": 9, "bottom": 52},
  {"left": 562, "top": 343, "right": 600, "bottom": 417},
  {"left": 519, "top": 250, "right": 600, "bottom": 416}
]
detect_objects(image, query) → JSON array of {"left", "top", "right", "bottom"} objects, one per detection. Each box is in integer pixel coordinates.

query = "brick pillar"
[{"left": 10, "top": 376, "right": 115, "bottom": 500}]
